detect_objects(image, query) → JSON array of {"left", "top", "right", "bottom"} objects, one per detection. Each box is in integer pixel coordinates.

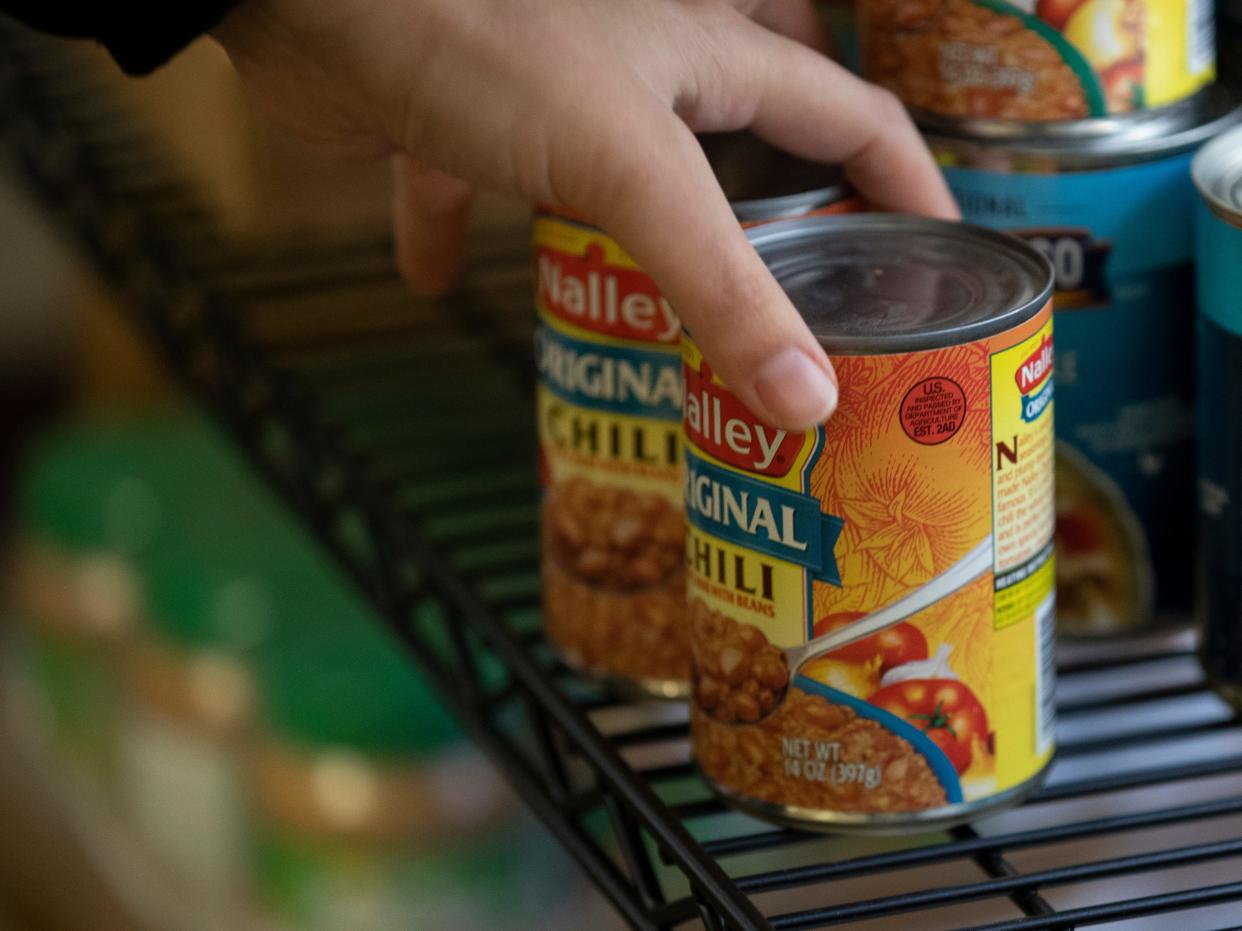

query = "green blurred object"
[
  {"left": 139, "top": 501, "right": 325, "bottom": 653},
  {"left": 256, "top": 590, "right": 462, "bottom": 758},
  {"left": 9, "top": 408, "right": 259, "bottom": 789},
  {"left": 18, "top": 409, "right": 255, "bottom": 556},
  {"left": 250, "top": 820, "right": 533, "bottom": 931}
]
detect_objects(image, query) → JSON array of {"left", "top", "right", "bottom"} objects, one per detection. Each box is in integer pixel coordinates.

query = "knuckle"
[
  {"left": 567, "top": 119, "right": 687, "bottom": 223},
  {"left": 868, "top": 85, "right": 913, "bottom": 129}
]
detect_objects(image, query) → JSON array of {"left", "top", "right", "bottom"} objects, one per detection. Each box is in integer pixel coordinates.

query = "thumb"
[{"left": 555, "top": 109, "right": 837, "bottom": 432}]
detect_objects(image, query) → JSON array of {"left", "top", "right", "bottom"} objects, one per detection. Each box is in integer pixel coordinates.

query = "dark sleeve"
[{"left": 2, "top": 0, "right": 242, "bottom": 74}]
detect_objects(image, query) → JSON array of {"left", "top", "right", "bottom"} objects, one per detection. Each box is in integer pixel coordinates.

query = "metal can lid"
[
  {"left": 748, "top": 215, "right": 1053, "bottom": 354},
  {"left": 924, "top": 84, "right": 1241, "bottom": 167},
  {"left": 1193, "top": 124, "right": 1242, "bottom": 228},
  {"left": 701, "top": 132, "right": 852, "bottom": 221}
]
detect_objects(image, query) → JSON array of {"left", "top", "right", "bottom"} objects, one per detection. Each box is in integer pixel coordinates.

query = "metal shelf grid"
[{"left": 4, "top": 20, "right": 1242, "bottom": 930}]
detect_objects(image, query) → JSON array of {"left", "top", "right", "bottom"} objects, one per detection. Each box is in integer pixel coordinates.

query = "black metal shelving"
[{"left": 4, "top": 20, "right": 1242, "bottom": 930}]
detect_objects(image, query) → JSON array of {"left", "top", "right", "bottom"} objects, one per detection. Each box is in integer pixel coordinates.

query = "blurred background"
[
  {"left": 0, "top": 33, "right": 614, "bottom": 931},
  {"left": 5, "top": 5, "right": 1242, "bottom": 930}
]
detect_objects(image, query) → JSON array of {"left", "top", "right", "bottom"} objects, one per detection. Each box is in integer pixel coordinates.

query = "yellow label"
[
  {"left": 989, "top": 321, "right": 1057, "bottom": 786},
  {"left": 1145, "top": 0, "right": 1215, "bottom": 107}
]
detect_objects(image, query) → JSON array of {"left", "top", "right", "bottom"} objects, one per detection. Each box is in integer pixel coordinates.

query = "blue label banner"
[
  {"left": 684, "top": 449, "right": 845, "bottom": 585},
  {"left": 534, "top": 323, "right": 682, "bottom": 420},
  {"left": 1021, "top": 379, "right": 1054, "bottom": 423}
]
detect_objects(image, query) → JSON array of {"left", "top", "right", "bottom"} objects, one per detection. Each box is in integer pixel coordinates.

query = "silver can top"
[
  {"left": 748, "top": 215, "right": 1053, "bottom": 354},
  {"left": 701, "top": 133, "right": 853, "bottom": 221},
  {"left": 925, "top": 84, "right": 1241, "bottom": 169},
  {"left": 1193, "top": 124, "right": 1242, "bottom": 228}
]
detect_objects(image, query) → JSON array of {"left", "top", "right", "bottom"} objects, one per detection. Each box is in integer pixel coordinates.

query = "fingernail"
[{"left": 752, "top": 348, "right": 838, "bottom": 429}]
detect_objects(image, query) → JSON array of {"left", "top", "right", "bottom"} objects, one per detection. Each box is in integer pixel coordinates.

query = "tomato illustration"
[
  {"left": 813, "top": 612, "right": 929, "bottom": 674},
  {"left": 867, "top": 679, "right": 989, "bottom": 774},
  {"left": 1036, "top": 0, "right": 1086, "bottom": 30},
  {"left": 1055, "top": 509, "right": 1105, "bottom": 555}
]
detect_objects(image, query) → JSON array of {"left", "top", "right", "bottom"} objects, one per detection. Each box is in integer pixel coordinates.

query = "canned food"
[
  {"left": 860, "top": 0, "right": 1215, "bottom": 123},
  {"left": 535, "top": 135, "right": 858, "bottom": 699},
  {"left": 932, "top": 87, "right": 1241, "bottom": 637},
  {"left": 1192, "top": 124, "right": 1242, "bottom": 708},
  {"left": 686, "top": 215, "right": 1056, "bottom": 831}
]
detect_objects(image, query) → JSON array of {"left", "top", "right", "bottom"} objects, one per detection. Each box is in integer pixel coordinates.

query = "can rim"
[
  {"left": 1192, "top": 124, "right": 1242, "bottom": 228},
  {"left": 730, "top": 184, "right": 853, "bottom": 222},
  {"left": 746, "top": 214, "right": 1054, "bottom": 354},
  {"left": 923, "top": 85, "right": 1241, "bottom": 166},
  {"left": 696, "top": 758, "right": 1054, "bottom": 834}
]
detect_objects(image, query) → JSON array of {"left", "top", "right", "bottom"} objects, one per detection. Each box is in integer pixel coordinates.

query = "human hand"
[{"left": 213, "top": 0, "right": 957, "bottom": 429}]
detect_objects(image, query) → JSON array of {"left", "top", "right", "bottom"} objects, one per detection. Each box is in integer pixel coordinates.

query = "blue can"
[
  {"left": 930, "top": 88, "right": 1241, "bottom": 637},
  {"left": 1193, "top": 123, "right": 1242, "bottom": 704}
]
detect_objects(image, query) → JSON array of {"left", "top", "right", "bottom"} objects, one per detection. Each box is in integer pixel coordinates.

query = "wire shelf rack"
[{"left": 4, "top": 20, "right": 1242, "bottom": 930}]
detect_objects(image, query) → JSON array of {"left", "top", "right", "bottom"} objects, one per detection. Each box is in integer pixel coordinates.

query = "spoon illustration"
[
  {"left": 784, "top": 534, "right": 994, "bottom": 676},
  {"left": 709, "top": 535, "right": 995, "bottom": 724}
]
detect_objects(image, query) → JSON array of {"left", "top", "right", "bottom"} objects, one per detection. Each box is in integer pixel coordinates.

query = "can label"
[
  {"left": 860, "top": 0, "right": 1214, "bottom": 120},
  {"left": 686, "top": 307, "right": 1055, "bottom": 818},
  {"left": 534, "top": 212, "right": 689, "bottom": 686},
  {"left": 945, "top": 153, "right": 1197, "bottom": 634},
  {"left": 1196, "top": 200, "right": 1242, "bottom": 684}
]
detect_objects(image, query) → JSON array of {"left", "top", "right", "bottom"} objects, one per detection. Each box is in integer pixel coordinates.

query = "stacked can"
[
  {"left": 1193, "top": 125, "right": 1242, "bottom": 708},
  {"left": 921, "top": 76, "right": 1239, "bottom": 637},
  {"left": 535, "top": 132, "right": 859, "bottom": 698},
  {"left": 859, "top": 0, "right": 1215, "bottom": 124}
]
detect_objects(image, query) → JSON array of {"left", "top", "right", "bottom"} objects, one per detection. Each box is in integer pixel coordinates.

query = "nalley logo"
[
  {"left": 1016, "top": 333, "right": 1054, "bottom": 423},
  {"left": 536, "top": 242, "right": 680, "bottom": 345},
  {"left": 1015, "top": 334, "right": 1053, "bottom": 394},
  {"left": 683, "top": 360, "right": 805, "bottom": 476}
]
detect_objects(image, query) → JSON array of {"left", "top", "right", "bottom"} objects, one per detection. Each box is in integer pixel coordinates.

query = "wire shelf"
[{"left": 3, "top": 20, "right": 1242, "bottom": 930}]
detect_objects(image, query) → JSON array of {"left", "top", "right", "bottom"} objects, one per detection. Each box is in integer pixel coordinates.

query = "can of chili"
[
  {"left": 1192, "top": 124, "right": 1242, "bottom": 710},
  {"left": 930, "top": 87, "right": 1240, "bottom": 638},
  {"left": 535, "top": 134, "right": 859, "bottom": 699},
  {"left": 860, "top": 0, "right": 1216, "bottom": 124},
  {"left": 686, "top": 215, "right": 1056, "bottom": 831}
]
